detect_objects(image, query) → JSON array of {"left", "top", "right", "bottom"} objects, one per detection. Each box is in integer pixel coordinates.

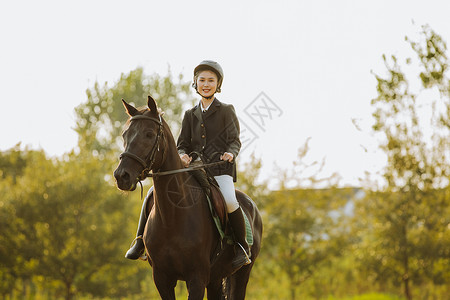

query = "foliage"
[
  {"left": 250, "top": 139, "right": 352, "bottom": 300},
  {"left": 0, "top": 67, "right": 196, "bottom": 300},
  {"left": 326, "top": 293, "right": 405, "bottom": 300},
  {"left": 0, "top": 146, "right": 43, "bottom": 298},
  {"left": 2, "top": 26, "right": 450, "bottom": 298},
  {"left": 236, "top": 152, "right": 269, "bottom": 204},
  {"left": 0, "top": 147, "right": 148, "bottom": 300},
  {"left": 74, "top": 67, "right": 195, "bottom": 158},
  {"left": 356, "top": 24, "right": 450, "bottom": 300}
]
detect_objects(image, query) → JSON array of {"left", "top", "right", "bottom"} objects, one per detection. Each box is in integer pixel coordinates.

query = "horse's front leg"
[
  {"left": 206, "top": 278, "right": 226, "bottom": 300},
  {"left": 153, "top": 269, "right": 177, "bottom": 300},
  {"left": 186, "top": 274, "right": 208, "bottom": 300}
]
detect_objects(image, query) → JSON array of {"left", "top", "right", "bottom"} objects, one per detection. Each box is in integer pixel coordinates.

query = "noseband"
[{"left": 119, "top": 114, "right": 164, "bottom": 180}]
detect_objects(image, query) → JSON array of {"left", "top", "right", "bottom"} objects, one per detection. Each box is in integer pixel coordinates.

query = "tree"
[
  {"left": 0, "top": 68, "right": 207, "bottom": 299},
  {"left": 357, "top": 25, "right": 450, "bottom": 300},
  {"left": 0, "top": 146, "right": 45, "bottom": 298},
  {"left": 260, "top": 140, "right": 351, "bottom": 300},
  {"left": 70, "top": 67, "right": 197, "bottom": 298},
  {"left": 7, "top": 149, "right": 135, "bottom": 300},
  {"left": 236, "top": 152, "right": 269, "bottom": 203},
  {"left": 74, "top": 67, "right": 195, "bottom": 159},
  {"left": 0, "top": 145, "right": 153, "bottom": 299}
]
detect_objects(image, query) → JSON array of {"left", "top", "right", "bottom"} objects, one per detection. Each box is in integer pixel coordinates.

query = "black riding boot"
[
  {"left": 228, "top": 208, "right": 251, "bottom": 269},
  {"left": 125, "top": 187, "right": 153, "bottom": 260}
]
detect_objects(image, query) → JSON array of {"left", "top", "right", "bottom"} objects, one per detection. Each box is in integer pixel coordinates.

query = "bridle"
[{"left": 119, "top": 114, "right": 164, "bottom": 180}]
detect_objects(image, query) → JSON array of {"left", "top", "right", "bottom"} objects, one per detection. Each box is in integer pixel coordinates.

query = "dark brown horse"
[{"left": 113, "top": 96, "right": 263, "bottom": 299}]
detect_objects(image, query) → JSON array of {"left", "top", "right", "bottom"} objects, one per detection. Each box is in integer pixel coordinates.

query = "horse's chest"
[
  {"left": 145, "top": 227, "right": 210, "bottom": 269},
  {"left": 148, "top": 240, "right": 206, "bottom": 273}
]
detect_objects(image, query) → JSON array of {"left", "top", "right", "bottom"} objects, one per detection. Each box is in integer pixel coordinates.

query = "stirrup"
[
  {"left": 129, "top": 235, "right": 147, "bottom": 261},
  {"left": 236, "top": 243, "right": 251, "bottom": 265}
]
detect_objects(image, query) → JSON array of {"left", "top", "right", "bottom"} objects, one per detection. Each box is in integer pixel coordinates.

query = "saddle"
[
  {"left": 189, "top": 164, "right": 228, "bottom": 228},
  {"left": 209, "top": 182, "right": 228, "bottom": 228}
]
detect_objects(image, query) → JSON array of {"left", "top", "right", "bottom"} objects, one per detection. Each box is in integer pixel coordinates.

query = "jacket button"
[
  {"left": 202, "top": 135, "right": 205, "bottom": 138},
  {"left": 201, "top": 123, "right": 204, "bottom": 127}
]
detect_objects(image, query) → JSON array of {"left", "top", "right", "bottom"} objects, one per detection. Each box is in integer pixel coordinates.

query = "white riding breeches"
[{"left": 214, "top": 175, "right": 239, "bottom": 213}]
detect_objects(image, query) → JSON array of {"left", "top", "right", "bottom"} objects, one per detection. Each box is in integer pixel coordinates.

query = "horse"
[{"left": 113, "top": 95, "right": 263, "bottom": 300}]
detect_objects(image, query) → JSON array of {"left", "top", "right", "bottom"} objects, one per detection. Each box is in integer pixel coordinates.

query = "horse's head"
[{"left": 113, "top": 95, "right": 165, "bottom": 191}]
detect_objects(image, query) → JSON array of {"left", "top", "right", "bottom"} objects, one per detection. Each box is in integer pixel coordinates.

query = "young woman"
[
  {"left": 177, "top": 60, "right": 251, "bottom": 269},
  {"left": 125, "top": 60, "right": 250, "bottom": 269}
]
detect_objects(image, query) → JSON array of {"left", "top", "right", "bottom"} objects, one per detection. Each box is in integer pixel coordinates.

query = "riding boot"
[
  {"left": 125, "top": 186, "right": 153, "bottom": 260},
  {"left": 228, "top": 208, "right": 251, "bottom": 269}
]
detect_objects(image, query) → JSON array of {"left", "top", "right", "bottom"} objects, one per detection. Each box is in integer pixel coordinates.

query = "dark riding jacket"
[{"left": 177, "top": 98, "right": 241, "bottom": 181}]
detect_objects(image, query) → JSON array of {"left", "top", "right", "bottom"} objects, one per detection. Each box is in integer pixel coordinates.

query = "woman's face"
[{"left": 196, "top": 70, "right": 218, "bottom": 98}]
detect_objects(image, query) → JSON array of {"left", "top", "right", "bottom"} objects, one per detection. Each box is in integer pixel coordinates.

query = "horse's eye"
[{"left": 146, "top": 132, "right": 153, "bottom": 138}]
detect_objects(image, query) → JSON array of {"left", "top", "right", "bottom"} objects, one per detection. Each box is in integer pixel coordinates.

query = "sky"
[{"left": 1, "top": 0, "right": 449, "bottom": 188}]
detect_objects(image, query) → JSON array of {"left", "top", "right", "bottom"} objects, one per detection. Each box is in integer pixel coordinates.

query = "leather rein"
[{"left": 118, "top": 114, "right": 227, "bottom": 180}]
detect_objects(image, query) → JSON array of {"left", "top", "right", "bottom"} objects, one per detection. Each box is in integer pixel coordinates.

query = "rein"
[
  {"left": 118, "top": 113, "right": 230, "bottom": 180},
  {"left": 135, "top": 160, "right": 228, "bottom": 205},
  {"left": 146, "top": 160, "right": 228, "bottom": 177},
  {"left": 146, "top": 150, "right": 230, "bottom": 178}
]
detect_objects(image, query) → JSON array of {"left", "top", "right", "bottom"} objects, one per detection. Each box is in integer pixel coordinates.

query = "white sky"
[{"left": 1, "top": 0, "right": 449, "bottom": 187}]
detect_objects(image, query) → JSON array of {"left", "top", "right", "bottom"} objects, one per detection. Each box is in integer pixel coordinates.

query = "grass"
[{"left": 326, "top": 293, "right": 405, "bottom": 300}]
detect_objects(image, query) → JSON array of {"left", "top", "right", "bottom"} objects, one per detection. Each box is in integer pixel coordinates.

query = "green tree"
[
  {"left": 74, "top": 67, "right": 195, "bottom": 159},
  {"left": 0, "top": 146, "right": 152, "bottom": 300},
  {"left": 0, "top": 68, "right": 199, "bottom": 299},
  {"left": 236, "top": 152, "right": 269, "bottom": 202},
  {"left": 357, "top": 25, "right": 450, "bottom": 300},
  {"left": 71, "top": 67, "right": 197, "bottom": 298},
  {"left": 234, "top": 153, "right": 273, "bottom": 298},
  {"left": 260, "top": 140, "right": 351, "bottom": 300},
  {"left": 9, "top": 149, "right": 135, "bottom": 300},
  {"left": 0, "top": 146, "right": 44, "bottom": 298}
]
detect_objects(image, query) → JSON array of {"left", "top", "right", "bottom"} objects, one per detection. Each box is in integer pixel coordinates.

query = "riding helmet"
[{"left": 192, "top": 60, "right": 224, "bottom": 93}]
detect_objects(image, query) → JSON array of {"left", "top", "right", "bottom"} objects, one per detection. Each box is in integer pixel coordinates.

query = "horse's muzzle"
[{"left": 114, "top": 167, "right": 137, "bottom": 191}]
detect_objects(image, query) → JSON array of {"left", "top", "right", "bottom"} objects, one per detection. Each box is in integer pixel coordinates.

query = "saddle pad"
[
  {"left": 243, "top": 209, "right": 253, "bottom": 246},
  {"left": 206, "top": 196, "right": 253, "bottom": 246}
]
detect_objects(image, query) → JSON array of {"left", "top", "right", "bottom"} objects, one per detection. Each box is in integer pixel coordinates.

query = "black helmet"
[{"left": 192, "top": 60, "right": 224, "bottom": 93}]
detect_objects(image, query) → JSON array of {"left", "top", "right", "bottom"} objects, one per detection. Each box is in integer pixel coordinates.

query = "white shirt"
[{"left": 200, "top": 100, "right": 213, "bottom": 112}]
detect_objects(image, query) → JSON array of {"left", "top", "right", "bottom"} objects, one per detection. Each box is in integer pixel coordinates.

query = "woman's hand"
[
  {"left": 179, "top": 154, "right": 192, "bottom": 167},
  {"left": 220, "top": 152, "right": 234, "bottom": 163}
]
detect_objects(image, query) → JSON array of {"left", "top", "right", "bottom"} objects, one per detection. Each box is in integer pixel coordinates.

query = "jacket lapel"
[
  {"left": 193, "top": 103, "right": 203, "bottom": 122},
  {"left": 203, "top": 98, "right": 221, "bottom": 120}
]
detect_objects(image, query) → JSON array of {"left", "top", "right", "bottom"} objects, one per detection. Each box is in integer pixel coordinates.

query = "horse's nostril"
[
  {"left": 122, "top": 171, "right": 130, "bottom": 182},
  {"left": 114, "top": 168, "right": 130, "bottom": 183}
]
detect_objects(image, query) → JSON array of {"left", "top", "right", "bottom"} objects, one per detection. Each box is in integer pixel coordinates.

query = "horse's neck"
[
  {"left": 152, "top": 124, "right": 203, "bottom": 222},
  {"left": 157, "top": 123, "right": 184, "bottom": 173}
]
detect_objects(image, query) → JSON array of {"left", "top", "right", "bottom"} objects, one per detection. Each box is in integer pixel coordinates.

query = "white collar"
[{"left": 200, "top": 100, "right": 213, "bottom": 112}]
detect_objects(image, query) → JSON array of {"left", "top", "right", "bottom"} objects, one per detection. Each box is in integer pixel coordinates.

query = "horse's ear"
[
  {"left": 122, "top": 99, "right": 139, "bottom": 116},
  {"left": 147, "top": 95, "right": 158, "bottom": 114}
]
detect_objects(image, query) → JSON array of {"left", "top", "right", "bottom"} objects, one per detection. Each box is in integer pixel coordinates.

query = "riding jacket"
[{"left": 177, "top": 98, "right": 241, "bottom": 181}]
